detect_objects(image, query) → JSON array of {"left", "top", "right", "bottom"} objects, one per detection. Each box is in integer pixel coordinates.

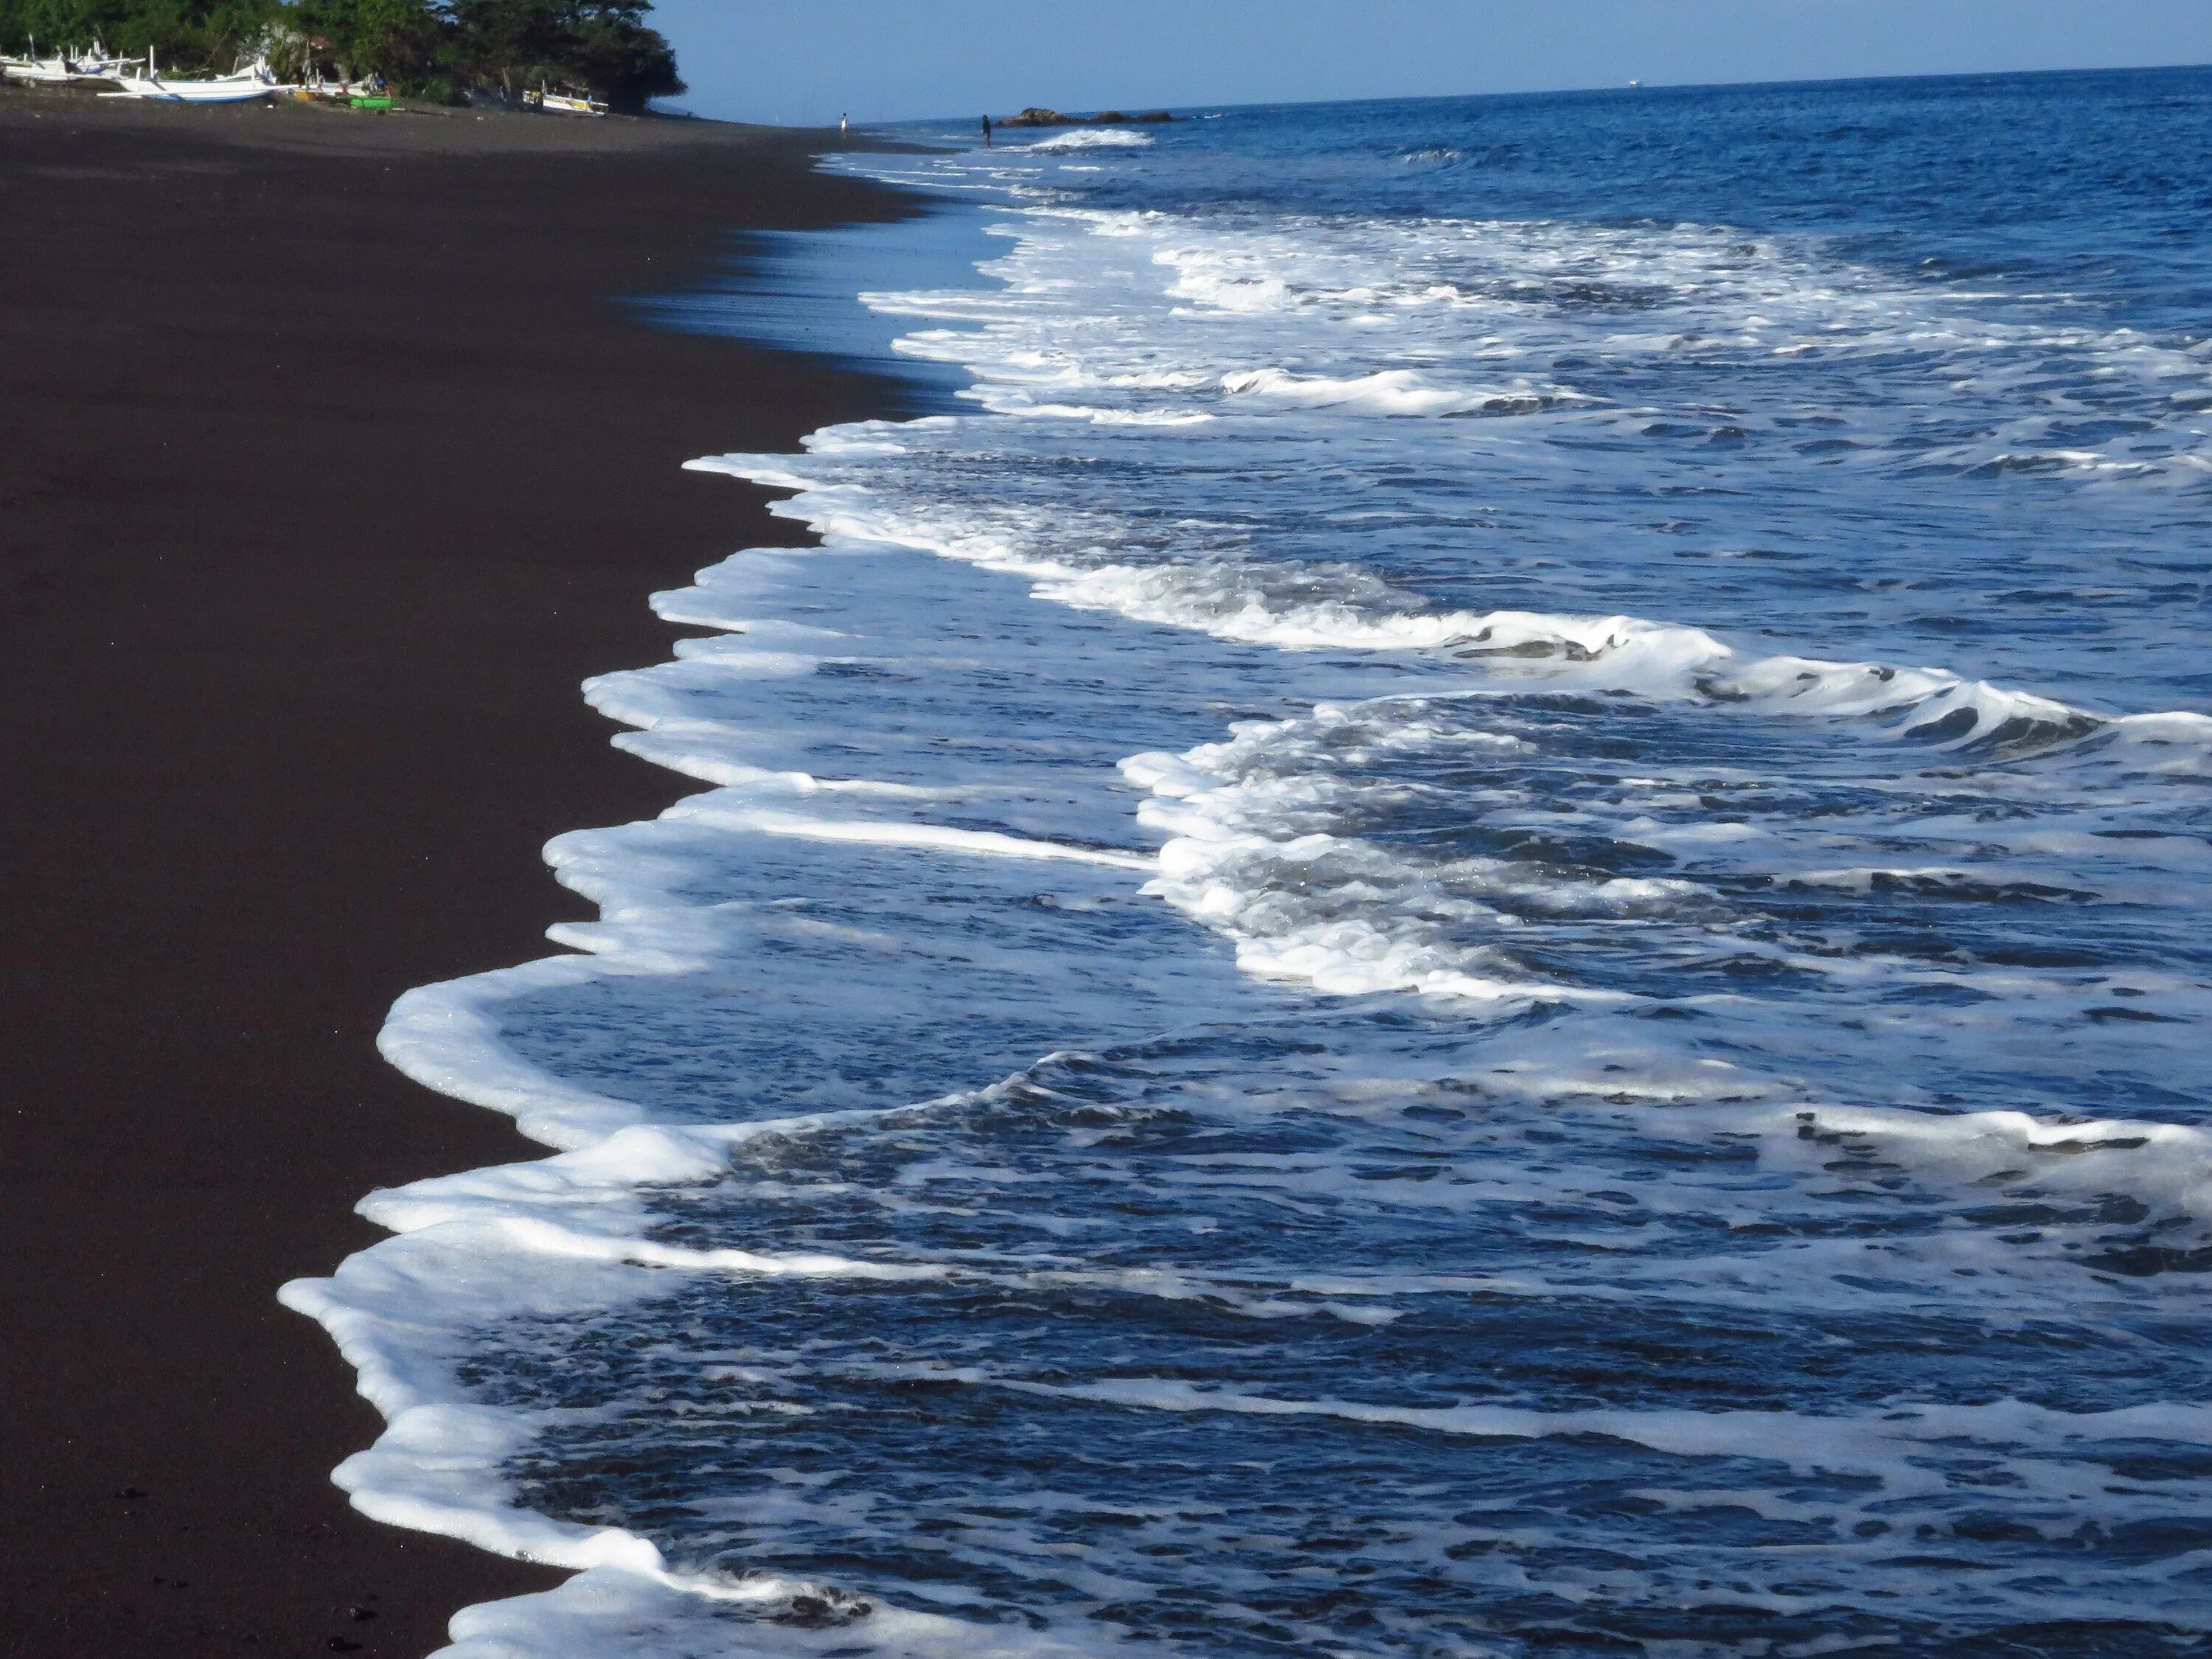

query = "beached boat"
[
  {"left": 2, "top": 49, "right": 77, "bottom": 83},
  {"left": 105, "top": 49, "right": 283, "bottom": 103},
  {"left": 74, "top": 44, "right": 141, "bottom": 83},
  {"left": 307, "top": 72, "right": 383, "bottom": 102},
  {"left": 525, "top": 80, "right": 607, "bottom": 116},
  {"left": 2, "top": 38, "right": 138, "bottom": 85}
]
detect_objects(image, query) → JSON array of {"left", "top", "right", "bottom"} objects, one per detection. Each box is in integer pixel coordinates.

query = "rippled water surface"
[{"left": 288, "top": 69, "right": 2212, "bottom": 1659}]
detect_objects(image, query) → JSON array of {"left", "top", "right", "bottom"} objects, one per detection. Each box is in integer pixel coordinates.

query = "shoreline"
[{"left": 0, "top": 91, "right": 925, "bottom": 1657}]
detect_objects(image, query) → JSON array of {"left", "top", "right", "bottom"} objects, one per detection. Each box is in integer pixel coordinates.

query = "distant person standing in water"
[
  {"left": 840, "top": 112, "right": 848, "bottom": 133},
  {"left": 982, "top": 114, "right": 992, "bottom": 147}
]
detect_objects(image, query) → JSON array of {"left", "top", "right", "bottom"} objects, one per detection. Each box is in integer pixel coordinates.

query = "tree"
[
  {"left": 293, "top": 0, "right": 438, "bottom": 79},
  {"left": 562, "top": 0, "right": 678, "bottom": 108},
  {"left": 0, "top": 0, "right": 683, "bottom": 100},
  {"left": 439, "top": 0, "right": 679, "bottom": 110},
  {"left": 1, "top": 0, "right": 288, "bottom": 69},
  {"left": 3, "top": 0, "right": 105, "bottom": 52}
]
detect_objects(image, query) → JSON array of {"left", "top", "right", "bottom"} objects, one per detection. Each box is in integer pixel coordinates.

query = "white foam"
[
  {"left": 683, "top": 448, "right": 2212, "bottom": 781},
  {"left": 433, "top": 1562, "right": 1122, "bottom": 1659},
  {"left": 670, "top": 802, "right": 1154, "bottom": 870},
  {"left": 1025, "top": 128, "right": 1155, "bottom": 152},
  {"left": 1220, "top": 365, "right": 1581, "bottom": 415},
  {"left": 376, "top": 959, "right": 655, "bottom": 1150}
]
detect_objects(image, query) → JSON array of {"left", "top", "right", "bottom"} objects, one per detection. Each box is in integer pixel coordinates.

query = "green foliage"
[
  {"left": 0, "top": 0, "right": 681, "bottom": 105},
  {"left": 294, "top": 0, "right": 439, "bottom": 80},
  {"left": 0, "top": 0, "right": 288, "bottom": 69},
  {"left": 441, "top": 1, "right": 680, "bottom": 110}
]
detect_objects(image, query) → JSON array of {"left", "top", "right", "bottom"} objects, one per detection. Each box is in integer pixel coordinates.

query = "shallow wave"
[
  {"left": 1219, "top": 364, "right": 1582, "bottom": 415},
  {"left": 689, "top": 446, "right": 2212, "bottom": 777},
  {"left": 1025, "top": 128, "right": 1156, "bottom": 151}
]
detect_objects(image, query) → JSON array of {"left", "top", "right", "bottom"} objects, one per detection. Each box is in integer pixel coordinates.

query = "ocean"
[{"left": 285, "top": 69, "right": 2212, "bottom": 1658}]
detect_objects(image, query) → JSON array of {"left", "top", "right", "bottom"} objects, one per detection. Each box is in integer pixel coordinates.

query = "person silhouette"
[
  {"left": 840, "top": 112, "right": 848, "bottom": 133},
  {"left": 982, "top": 114, "right": 992, "bottom": 147}
]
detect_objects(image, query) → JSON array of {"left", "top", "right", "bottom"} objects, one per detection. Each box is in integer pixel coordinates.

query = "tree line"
[{"left": 0, "top": 0, "right": 683, "bottom": 110}]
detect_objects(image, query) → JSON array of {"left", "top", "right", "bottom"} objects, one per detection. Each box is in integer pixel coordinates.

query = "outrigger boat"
[
  {"left": 77, "top": 42, "right": 142, "bottom": 81},
  {"left": 525, "top": 79, "right": 607, "bottom": 116},
  {"left": 2, "top": 37, "right": 140, "bottom": 85},
  {"left": 105, "top": 49, "right": 285, "bottom": 102},
  {"left": 307, "top": 71, "right": 382, "bottom": 100},
  {"left": 299, "top": 72, "right": 392, "bottom": 108},
  {"left": 2, "top": 45, "right": 78, "bottom": 84}
]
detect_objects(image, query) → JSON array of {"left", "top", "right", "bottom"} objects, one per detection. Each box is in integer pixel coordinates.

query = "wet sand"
[{"left": 0, "top": 88, "right": 916, "bottom": 1657}]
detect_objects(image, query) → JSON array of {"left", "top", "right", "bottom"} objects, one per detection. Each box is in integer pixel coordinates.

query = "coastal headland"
[{"left": 0, "top": 90, "right": 917, "bottom": 1657}]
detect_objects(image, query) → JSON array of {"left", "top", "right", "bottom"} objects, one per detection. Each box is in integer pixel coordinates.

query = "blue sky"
[{"left": 650, "top": 1, "right": 2212, "bottom": 126}]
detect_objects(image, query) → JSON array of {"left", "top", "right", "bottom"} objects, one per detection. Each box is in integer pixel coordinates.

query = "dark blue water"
[{"left": 291, "top": 70, "right": 2212, "bottom": 1659}]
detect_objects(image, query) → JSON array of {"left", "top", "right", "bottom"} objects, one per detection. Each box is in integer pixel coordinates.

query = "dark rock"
[
  {"left": 347, "top": 1604, "right": 378, "bottom": 1621},
  {"left": 326, "top": 1641, "right": 362, "bottom": 1655},
  {"left": 773, "top": 1589, "right": 874, "bottom": 1629},
  {"left": 996, "top": 106, "right": 1175, "bottom": 128},
  {"left": 114, "top": 1486, "right": 148, "bottom": 1500}
]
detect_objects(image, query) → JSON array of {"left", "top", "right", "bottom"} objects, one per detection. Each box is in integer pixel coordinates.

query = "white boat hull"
[
  {"left": 527, "top": 85, "right": 608, "bottom": 116},
  {"left": 107, "top": 73, "right": 274, "bottom": 103},
  {"left": 5, "top": 45, "right": 140, "bottom": 85}
]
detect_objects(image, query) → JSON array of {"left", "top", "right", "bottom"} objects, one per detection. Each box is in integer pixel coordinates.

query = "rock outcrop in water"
[{"left": 998, "top": 106, "right": 1174, "bottom": 128}]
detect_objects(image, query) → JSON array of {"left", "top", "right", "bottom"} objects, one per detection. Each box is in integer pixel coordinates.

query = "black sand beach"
[{"left": 0, "top": 90, "right": 913, "bottom": 1657}]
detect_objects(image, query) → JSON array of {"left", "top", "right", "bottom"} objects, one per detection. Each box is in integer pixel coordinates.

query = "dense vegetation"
[{"left": 0, "top": 0, "right": 682, "bottom": 109}]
